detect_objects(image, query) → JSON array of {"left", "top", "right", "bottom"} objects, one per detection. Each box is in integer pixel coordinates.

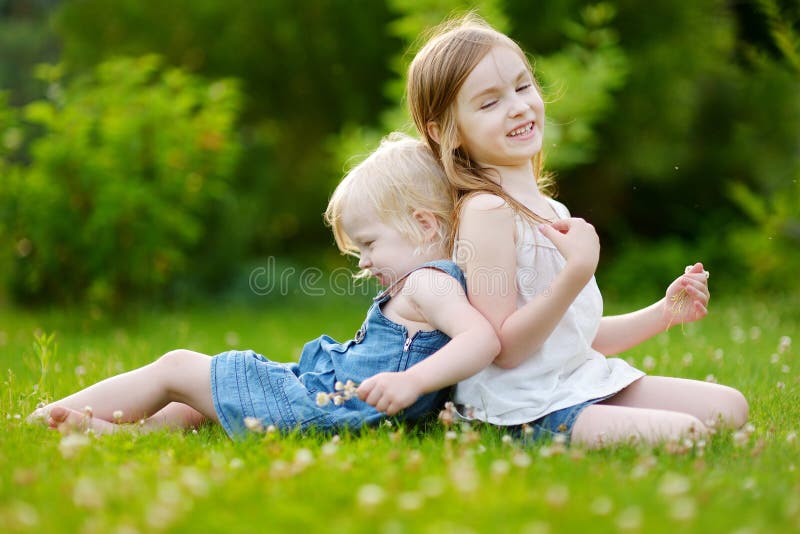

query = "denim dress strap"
[{"left": 373, "top": 259, "right": 467, "bottom": 303}]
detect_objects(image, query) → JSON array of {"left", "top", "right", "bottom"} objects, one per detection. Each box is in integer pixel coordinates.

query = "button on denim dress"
[{"left": 211, "top": 260, "right": 466, "bottom": 439}]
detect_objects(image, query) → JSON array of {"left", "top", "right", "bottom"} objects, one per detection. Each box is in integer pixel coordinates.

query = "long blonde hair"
[
  {"left": 325, "top": 132, "right": 454, "bottom": 271},
  {"left": 407, "top": 14, "right": 554, "bottom": 249}
]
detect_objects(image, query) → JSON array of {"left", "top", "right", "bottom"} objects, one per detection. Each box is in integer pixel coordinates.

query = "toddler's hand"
[
  {"left": 662, "top": 262, "right": 710, "bottom": 327},
  {"left": 538, "top": 218, "right": 600, "bottom": 279},
  {"left": 357, "top": 372, "right": 421, "bottom": 416}
]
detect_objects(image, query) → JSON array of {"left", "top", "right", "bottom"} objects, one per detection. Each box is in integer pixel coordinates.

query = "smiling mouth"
[{"left": 508, "top": 122, "right": 534, "bottom": 137}]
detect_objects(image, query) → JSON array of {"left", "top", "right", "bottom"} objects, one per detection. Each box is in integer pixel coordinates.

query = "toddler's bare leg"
[
  {"left": 602, "top": 376, "right": 748, "bottom": 429},
  {"left": 33, "top": 350, "right": 218, "bottom": 430},
  {"left": 572, "top": 404, "right": 708, "bottom": 449}
]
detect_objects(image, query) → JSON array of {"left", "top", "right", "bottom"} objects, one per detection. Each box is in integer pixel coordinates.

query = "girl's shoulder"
[
  {"left": 546, "top": 197, "right": 571, "bottom": 219},
  {"left": 461, "top": 192, "right": 510, "bottom": 212}
]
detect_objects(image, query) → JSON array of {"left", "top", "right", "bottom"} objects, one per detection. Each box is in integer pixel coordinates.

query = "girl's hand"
[
  {"left": 539, "top": 218, "right": 600, "bottom": 280},
  {"left": 662, "top": 262, "right": 710, "bottom": 327},
  {"left": 357, "top": 371, "right": 421, "bottom": 416}
]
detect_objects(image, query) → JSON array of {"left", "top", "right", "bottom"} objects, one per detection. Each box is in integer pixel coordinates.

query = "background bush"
[
  {"left": 0, "top": 55, "right": 241, "bottom": 306},
  {"left": 0, "top": 0, "right": 798, "bottom": 306}
]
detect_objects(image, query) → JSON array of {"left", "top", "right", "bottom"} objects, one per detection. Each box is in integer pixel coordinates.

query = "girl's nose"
[
  {"left": 508, "top": 93, "right": 528, "bottom": 117},
  {"left": 358, "top": 255, "right": 371, "bottom": 269}
]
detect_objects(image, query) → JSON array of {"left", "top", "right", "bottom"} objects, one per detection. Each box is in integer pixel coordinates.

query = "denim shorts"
[{"left": 507, "top": 395, "right": 612, "bottom": 443}]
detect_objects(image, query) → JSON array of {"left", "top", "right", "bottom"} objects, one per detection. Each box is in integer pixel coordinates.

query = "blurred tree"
[
  {"left": 0, "top": 56, "right": 241, "bottom": 306},
  {"left": 0, "top": 0, "right": 60, "bottom": 106},
  {"left": 54, "top": 0, "right": 399, "bottom": 257}
]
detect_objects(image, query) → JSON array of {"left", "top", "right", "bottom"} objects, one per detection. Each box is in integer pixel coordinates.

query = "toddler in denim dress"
[
  {"left": 212, "top": 259, "right": 471, "bottom": 438},
  {"left": 31, "top": 133, "right": 499, "bottom": 439}
]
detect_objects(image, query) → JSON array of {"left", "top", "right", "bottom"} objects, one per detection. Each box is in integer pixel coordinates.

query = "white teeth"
[{"left": 509, "top": 123, "right": 533, "bottom": 137}]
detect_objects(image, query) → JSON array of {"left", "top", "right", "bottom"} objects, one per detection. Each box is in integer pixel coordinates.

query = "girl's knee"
[{"left": 713, "top": 386, "right": 749, "bottom": 429}]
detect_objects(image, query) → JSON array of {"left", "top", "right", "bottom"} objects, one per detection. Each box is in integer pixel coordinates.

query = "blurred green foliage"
[
  {"left": 0, "top": 56, "right": 241, "bottom": 306},
  {"left": 0, "top": 0, "right": 798, "bottom": 305}
]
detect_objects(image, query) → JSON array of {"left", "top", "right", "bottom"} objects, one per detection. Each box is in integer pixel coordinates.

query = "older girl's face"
[{"left": 454, "top": 45, "right": 545, "bottom": 168}]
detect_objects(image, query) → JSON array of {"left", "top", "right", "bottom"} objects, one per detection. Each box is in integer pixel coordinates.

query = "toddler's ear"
[{"left": 412, "top": 209, "right": 439, "bottom": 241}]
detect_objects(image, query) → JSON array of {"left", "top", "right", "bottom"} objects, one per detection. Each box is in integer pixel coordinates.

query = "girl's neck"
[{"left": 490, "top": 162, "right": 545, "bottom": 205}]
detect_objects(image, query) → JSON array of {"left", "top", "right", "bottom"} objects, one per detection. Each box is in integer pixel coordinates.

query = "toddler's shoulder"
[{"left": 547, "top": 197, "right": 571, "bottom": 218}]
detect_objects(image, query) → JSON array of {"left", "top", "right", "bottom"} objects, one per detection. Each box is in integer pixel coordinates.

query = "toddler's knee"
[{"left": 156, "top": 349, "right": 194, "bottom": 370}]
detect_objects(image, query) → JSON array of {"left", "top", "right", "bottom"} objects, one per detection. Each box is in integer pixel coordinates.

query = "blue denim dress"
[{"left": 211, "top": 260, "right": 465, "bottom": 439}]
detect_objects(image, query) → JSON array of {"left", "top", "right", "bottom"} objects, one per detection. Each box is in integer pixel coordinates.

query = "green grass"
[{"left": 1, "top": 293, "right": 798, "bottom": 533}]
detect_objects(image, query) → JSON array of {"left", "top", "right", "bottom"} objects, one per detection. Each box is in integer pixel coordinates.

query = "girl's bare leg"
[
  {"left": 601, "top": 376, "right": 748, "bottom": 429},
  {"left": 572, "top": 404, "right": 708, "bottom": 449},
  {"left": 33, "top": 349, "right": 218, "bottom": 433}
]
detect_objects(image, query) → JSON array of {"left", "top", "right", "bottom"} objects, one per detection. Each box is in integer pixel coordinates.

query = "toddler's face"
[
  {"left": 454, "top": 45, "right": 545, "bottom": 168},
  {"left": 341, "top": 205, "right": 441, "bottom": 286}
]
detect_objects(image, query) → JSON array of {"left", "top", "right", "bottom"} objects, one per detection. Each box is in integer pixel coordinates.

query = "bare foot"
[{"left": 48, "top": 406, "right": 117, "bottom": 435}]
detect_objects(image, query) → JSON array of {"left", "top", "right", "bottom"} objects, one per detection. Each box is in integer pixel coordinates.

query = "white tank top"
[{"left": 454, "top": 198, "right": 644, "bottom": 425}]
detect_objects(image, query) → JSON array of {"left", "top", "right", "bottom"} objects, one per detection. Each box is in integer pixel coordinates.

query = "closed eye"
[
  {"left": 517, "top": 83, "right": 532, "bottom": 92},
  {"left": 480, "top": 99, "right": 498, "bottom": 110}
]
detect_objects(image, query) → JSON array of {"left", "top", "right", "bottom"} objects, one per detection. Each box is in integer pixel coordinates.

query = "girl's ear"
[
  {"left": 412, "top": 209, "right": 439, "bottom": 242},
  {"left": 426, "top": 121, "right": 441, "bottom": 144}
]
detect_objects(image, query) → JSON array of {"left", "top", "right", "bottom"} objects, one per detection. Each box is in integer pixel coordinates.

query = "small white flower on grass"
[
  {"left": 669, "top": 497, "right": 696, "bottom": 521},
  {"left": 786, "top": 431, "right": 796, "bottom": 443},
  {"left": 705, "top": 374, "right": 717, "bottom": 383},
  {"left": 590, "top": 496, "right": 613, "bottom": 516},
  {"left": 419, "top": 476, "right": 445, "bottom": 498},
  {"left": 74, "top": 365, "right": 86, "bottom": 376},
  {"left": 449, "top": 459, "right": 478, "bottom": 494},
  {"left": 112, "top": 410, "right": 123, "bottom": 423},
  {"left": 749, "top": 326, "right": 761, "bottom": 340},
  {"left": 778, "top": 336, "right": 792, "bottom": 354},
  {"left": 225, "top": 331, "right": 240, "bottom": 347},
  {"left": 781, "top": 364, "right": 790, "bottom": 374},
  {"left": 72, "top": 477, "right": 104, "bottom": 509},
  {"left": 642, "top": 355, "right": 656, "bottom": 371},
  {"left": 397, "top": 491, "right": 423, "bottom": 511},
  {"left": 682, "top": 353, "right": 693, "bottom": 366},
  {"left": 59, "top": 433, "right": 90, "bottom": 459},
  {"left": 315, "top": 393, "right": 330, "bottom": 407},
  {"left": 733, "top": 430, "right": 749, "bottom": 447},
  {"left": 180, "top": 467, "right": 209, "bottom": 498},
  {"left": 444, "top": 431, "right": 457, "bottom": 441},
  {"left": 229, "top": 457, "right": 244, "bottom": 470},
  {"left": 501, "top": 434, "right": 513, "bottom": 445},
  {"left": 658, "top": 473, "right": 690, "bottom": 497},
  {"left": 321, "top": 441, "right": 338, "bottom": 456},
  {"left": 616, "top": 507, "right": 643, "bottom": 531},
  {"left": 730, "top": 326, "right": 745, "bottom": 344},
  {"left": 244, "top": 417, "right": 264, "bottom": 433},
  {"left": 544, "top": 485, "right": 569, "bottom": 508},
  {"left": 294, "top": 448, "right": 314, "bottom": 468},
  {"left": 777, "top": 382, "right": 785, "bottom": 390},
  {"left": 771, "top": 353, "right": 780, "bottom": 364},
  {"left": 713, "top": 348, "right": 724, "bottom": 362},
  {"left": 512, "top": 452, "right": 532, "bottom": 468},
  {"left": 490, "top": 459, "right": 510, "bottom": 478},
  {"left": 521, "top": 521, "right": 550, "bottom": 534},
  {"left": 266, "top": 424, "right": 276, "bottom": 434},
  {"left": 357, "top": 484, "right": 385, "bottom": 507}
]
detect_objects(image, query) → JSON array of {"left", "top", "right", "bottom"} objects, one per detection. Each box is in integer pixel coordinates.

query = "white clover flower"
[
  {"left": 512, "top": 452, "right": 531, "bottom": 468},
  {"left": 545, "top": 485, "right": 569, "bottom": 508},
  {"left": 112, "top": 410, "right": 124, "bottom": 422},
  {"left": 397, "top": 492, "right": 424, "bottom": 511},
  {"left": 616, "top": 507, "right": 643, "bottom": 531},
  {"left": 590, "top": 496, "right": 613, "bottom": 516},
  {"left": 670, "top": 497, "right": 696, "bottom": 521},
  {"left": 658, "top": 473, "right": 690, "bottom": 497},
  {"left": 357, "top": 484, "right": 385, "bottom": 507},
  {"left": 490, "top": 459, "right": 510, "bottom": 477},
  {"left": 244, "top": 417, "right": 264, "bottom": 433},
  {"left": 642, "top": 355, "right": 656, "bottom": 371},
  {"left": 294, "top": 448, "right": 314, "bottom": 469},
  {"left": 315, "top": 392, "right": 330, "bottom": 407},
  {"left": 501, "top": 434, "right": 513, "bottom": 445},
  {"left": 59, "top": 433, "right": 90, "bottom": 459},
  {"left": 778, "top": 336, "right": 792, "bottom": 354}
]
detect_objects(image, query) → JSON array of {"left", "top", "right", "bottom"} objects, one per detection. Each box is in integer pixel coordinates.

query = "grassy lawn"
[{"left": 0, "top": 292, "right": 798, "bottom": 533}]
